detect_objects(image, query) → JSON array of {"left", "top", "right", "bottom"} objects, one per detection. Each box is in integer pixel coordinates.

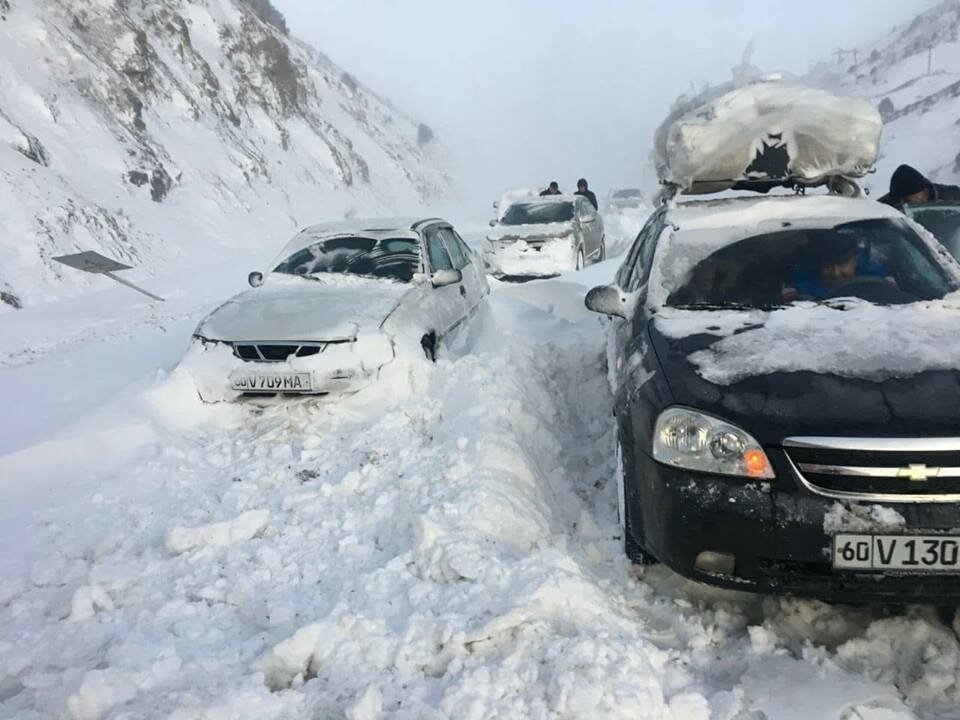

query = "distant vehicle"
[
  {"left": 187, "top": 218, "right": 489, "bottom": 401},
  {"left": 606, "top": 188, "right": 647, "bottom": 212},
  {"left": 484, "top": 196, "right": 605, "bottom": 279},
  {"left": 905, "top": 202, "right": 960, "bottom": 261},
  {"left": 587, "top": 193, "right": 960, "bottom": 603}
]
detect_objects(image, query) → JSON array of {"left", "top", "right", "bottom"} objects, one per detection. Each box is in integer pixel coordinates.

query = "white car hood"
[
  {"left": 197, "top": 275, "right": 409, "bottom": 342},
  {"left": 487, "top": 222, "right": 574, "bottom": 241}
]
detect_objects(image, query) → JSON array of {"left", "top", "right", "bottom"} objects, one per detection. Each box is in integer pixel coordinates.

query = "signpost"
[{"left": 52, "top": 251, "right": 165, "bottom": 301}]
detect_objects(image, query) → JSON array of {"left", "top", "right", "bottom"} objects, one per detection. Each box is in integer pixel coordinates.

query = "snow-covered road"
[{"left": 2, "top": 251, "right": 960, "bottom": 719}]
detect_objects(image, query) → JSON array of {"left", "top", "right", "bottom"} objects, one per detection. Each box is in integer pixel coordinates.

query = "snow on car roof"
[
  {"left": 669, "top": 194, "right": 902, "bottom": 232},
  {"left": 506, "top": 195, "right": 578, "bottom": 205}
]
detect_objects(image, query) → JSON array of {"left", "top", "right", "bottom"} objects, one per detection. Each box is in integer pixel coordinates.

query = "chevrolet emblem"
[{"left": 896, "top": 464, "right": 939, "bottom": 482}]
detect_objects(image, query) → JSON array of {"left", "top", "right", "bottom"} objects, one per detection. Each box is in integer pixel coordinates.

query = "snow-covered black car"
[
  {"left": 586, "top": 193, "right": 960, "bottom": 602},
  {"left": 906, "top": 202, "right": 960, "bottom": 261},
  {"left": 186, "top": 218, "right": 488, "bottom": 401}
]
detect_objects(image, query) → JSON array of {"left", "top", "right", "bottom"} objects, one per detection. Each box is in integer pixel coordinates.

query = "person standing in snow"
[
  {"left": 574, "top": 178, "right": 598, "bottom": 210},
  {"left": 539, "top": 181, "right": 562, "bottom": 196},
  {"left": 878, "top": 164, "right": 960, "bottom": 211}
]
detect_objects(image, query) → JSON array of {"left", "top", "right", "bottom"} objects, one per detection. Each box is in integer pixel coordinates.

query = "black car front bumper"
[{"left": 632, "top": 453, "right": 960, "bottom": 603}]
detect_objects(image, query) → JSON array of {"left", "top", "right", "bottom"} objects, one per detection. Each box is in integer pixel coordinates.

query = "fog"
[{"left": 274, "top": 0, "right": 932, "bottom": 216}]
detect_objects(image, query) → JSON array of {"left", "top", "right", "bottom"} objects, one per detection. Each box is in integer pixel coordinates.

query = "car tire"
[
  {"left": 576, "top": 247, "right": 585, "bottom": 271},
  {"left": 616, "top": 435, "right": 657, "bottom": 566}
]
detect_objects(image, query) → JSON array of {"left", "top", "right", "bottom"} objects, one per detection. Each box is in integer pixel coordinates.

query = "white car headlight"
[{"left": 652, "top": 407, "right": 774, "bottom": 479}]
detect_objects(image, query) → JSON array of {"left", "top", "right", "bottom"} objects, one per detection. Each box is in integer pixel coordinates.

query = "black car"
[
  {"left": 586, "top": 193, "right": 960, "bottom": 603},
  {"left": 906, "top": 202, "right": 960, "bottom": 261}
]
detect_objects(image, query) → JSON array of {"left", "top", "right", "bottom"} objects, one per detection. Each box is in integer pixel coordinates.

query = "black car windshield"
[
  {"left": 666, "top": 218, "right": 955, "bottom": 308},
  {"left": 501, "top": 201, "right": 574, "bottom": 225},
  {"left": 908, "top": 205, "right": 960, "bottom": 260},
  {"left": 273, "top": 236, "right": 419, "bottom": 282}
]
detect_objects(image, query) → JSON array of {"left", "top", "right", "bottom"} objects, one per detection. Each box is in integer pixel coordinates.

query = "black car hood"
[{"left": 649, "top": 306, "right": 960, "bottom": 443}]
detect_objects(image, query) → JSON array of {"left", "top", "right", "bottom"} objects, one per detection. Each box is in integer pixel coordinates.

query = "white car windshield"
[
  {"left": 664, "top": 218, "right": 955, "bottom": 308},
  {"left": 273, "top": 236, "right": 420, "bottom": 283},
  {"left": 500, "top": 201, "right": 574, "bottom": 225}
]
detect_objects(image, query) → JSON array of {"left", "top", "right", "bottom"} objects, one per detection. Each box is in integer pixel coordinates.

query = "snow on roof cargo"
[{"left": 653, "top": 78, "right": 882, "bottom": 195}]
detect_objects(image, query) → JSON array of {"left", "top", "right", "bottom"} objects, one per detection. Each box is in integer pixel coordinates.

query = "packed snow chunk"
[
  {"left": 259, "top": 622, "right": 325, "bottom": 690},
  {"left": 654, "top": 77, "right": 881, "bottom": 194},
  {"left": 740, "top": 655, "right": 912, "bottom": 720},
  {"left": 824, "top": 503, "right": 906, "bottom": 534},
  {"left": 345, "top": 685, "right": 383, "bottom": 720},
  {"left": 165, "top": 509, "right": 269, "bottom": 554},
  {"left": 66, "top": 669, "right": 139, "bottom": 720},
  {"left": 68, "top": 584, "right": 115, "bottom": 622}
]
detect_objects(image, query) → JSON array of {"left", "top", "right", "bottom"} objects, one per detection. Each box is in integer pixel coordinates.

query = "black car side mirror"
[
  {"left": 585, "top": 284, "right": 629, "bottom": 318},
  {"left": 248, "top": 271, "right": 264, "bottom": 288}
]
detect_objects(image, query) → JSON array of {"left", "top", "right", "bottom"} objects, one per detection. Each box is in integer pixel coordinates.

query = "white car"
[
  {"left": 187, "top": 218, "right": 489, "bottom": 401},
  {"left": 606, "top": 188, "right": 647, "bottom": 212},
  {"left": 484, "top": 195, "right": 605, "bottom": 279}
]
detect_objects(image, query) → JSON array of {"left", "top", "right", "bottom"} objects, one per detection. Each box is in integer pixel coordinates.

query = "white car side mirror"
[
  {"left": 489, "top": 219, "right": 497, "bottom": 227},
  {"left": 585, "top": 284, "right": 629, "bottom": 318},
  {"left": 248, "top": 271, "right": 264, "bottom": 288},
  {"left": 431, "top": 269, "right": 462, "bottom": 288}
]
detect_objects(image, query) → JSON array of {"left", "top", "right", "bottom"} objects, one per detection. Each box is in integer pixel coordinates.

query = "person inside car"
[
  {"left": 539, "top": 181, "right": 562, "bottom": 196},
  {"left": 879, "top": 164, "right": 960, "bottom": 212},
  {"left": 574, "top": 178, "right": 599, "bottom": 210},
  {"left": 784, "top": 234, "right": 905, "bottom": 303}
]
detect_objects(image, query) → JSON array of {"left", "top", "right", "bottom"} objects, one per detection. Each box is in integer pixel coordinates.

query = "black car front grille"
[
  {"left": 784, "top": 439, "right": 960, "bottom": 500},
  {"left": 232, "top": 342, "right": 332, "bottom": 363}
]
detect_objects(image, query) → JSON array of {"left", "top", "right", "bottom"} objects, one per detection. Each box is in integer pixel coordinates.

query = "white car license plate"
[
  {"left": 230, "top": 372, "right": 312, "bottom": 392},
  {"left": 833, "top": 533, "right": 960, "bottom": 572}
]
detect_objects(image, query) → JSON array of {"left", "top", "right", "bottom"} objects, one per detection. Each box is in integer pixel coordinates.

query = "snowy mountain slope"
[
  {"left": 0, "top": 0, "right": 449, "bottom": 310},
  {"left": 816, "top": 0, "right": 960, "bottom": 194}
]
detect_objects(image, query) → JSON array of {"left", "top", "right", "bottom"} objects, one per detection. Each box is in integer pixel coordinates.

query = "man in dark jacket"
[
  {"left": 539, "top": 181, "right": 562, "bottom": 196},
  {"left": 575, "top": 178, "right": 598, "bottom": 210},
  {"left": 878, "top": 164, "right": 960, "bottom": 211}
]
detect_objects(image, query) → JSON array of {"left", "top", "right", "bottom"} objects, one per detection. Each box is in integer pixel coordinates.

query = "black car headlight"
[{"left": 652, "top": 407, "right": 774, "bottom": 479}]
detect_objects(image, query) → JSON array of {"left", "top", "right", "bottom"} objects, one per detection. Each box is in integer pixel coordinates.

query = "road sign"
[{"left": 53, "top": 251, "right": 165, "bottom": 301}]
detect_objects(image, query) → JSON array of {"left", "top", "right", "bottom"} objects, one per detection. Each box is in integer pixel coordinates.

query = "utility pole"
[{"left": 835, "top": 48, "right": 845, "bottom": 65}]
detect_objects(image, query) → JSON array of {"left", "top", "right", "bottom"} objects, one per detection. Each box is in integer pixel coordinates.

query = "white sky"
[{"left": 273, "top": 1, "right": 933, "bottom": 213}]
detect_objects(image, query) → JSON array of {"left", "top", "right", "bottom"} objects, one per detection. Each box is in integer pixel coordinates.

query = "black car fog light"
[{"left": 694, "top": 551, "right": 736, "bottom": 576}]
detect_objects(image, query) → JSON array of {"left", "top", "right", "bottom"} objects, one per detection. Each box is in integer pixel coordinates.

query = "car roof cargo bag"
[{"left": 653, "top": 79, "right": 882, "bottom": 195}]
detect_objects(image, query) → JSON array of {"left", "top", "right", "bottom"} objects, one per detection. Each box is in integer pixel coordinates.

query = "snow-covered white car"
[
  {"left": 606, "top": 188, "right": 647, "bottom": 212},
  {"left": 484, "top": 195, "right": 605, "bottom": 279},
  {"left": 187, "top": 218, "right": 489, "bottom": 401}
]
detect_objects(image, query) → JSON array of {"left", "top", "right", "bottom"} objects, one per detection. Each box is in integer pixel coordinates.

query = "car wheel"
[
  {"left": 617, "top": 435, "right": 657, "bottom": 566},
  {"left": 421, "top": 332, "right": 437, "bottom": 362},
  {"left": 576, "top": 248, "right": 585, "bottom": 271}
]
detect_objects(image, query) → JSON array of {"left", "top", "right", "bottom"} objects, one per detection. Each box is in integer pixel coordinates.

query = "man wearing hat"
[{"left": 879, "top": 164, "right": 960, "bottom": 211}]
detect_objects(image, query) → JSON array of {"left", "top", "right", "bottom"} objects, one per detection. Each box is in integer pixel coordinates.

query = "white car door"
[
  {"left": 423, "top": 224, "right": 467, "bottom": 338},
  {"left": 440, "top": 227, "right": 484, "bottom": 314}
]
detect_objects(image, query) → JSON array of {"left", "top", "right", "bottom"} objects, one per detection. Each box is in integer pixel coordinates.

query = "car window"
[
  {"left": 439, "top": 228, "right": 468, "bottom": 269},
  {"left": 617, "top": 209, "right": 663, "bottom": 291},
  {"left": 272, "top": 236, "right": 420, "bottom": 283},
  {"left": 907, "top": 205, "right": 960, "bottom": 259},
  {"left": 425, "top": 226, "right": 453, "bottom": 271},
  {"left": 664, "top": 218, "right": 954, "bottom": 308}
]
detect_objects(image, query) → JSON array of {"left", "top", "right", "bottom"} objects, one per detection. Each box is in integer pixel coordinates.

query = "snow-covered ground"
[{"left": 3, "top": 240, "right": 960, "bottom": 720}]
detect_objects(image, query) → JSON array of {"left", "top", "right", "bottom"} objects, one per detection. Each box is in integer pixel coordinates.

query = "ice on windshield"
[
  {"left": 273, "top": 236, "right": 420, "bottom": 282},
  {"left": 659, "top": 219, "right": 955, "bottom": 308},
  {"left": 500, "top": 201, "right": 574, "bottom": 226}
]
